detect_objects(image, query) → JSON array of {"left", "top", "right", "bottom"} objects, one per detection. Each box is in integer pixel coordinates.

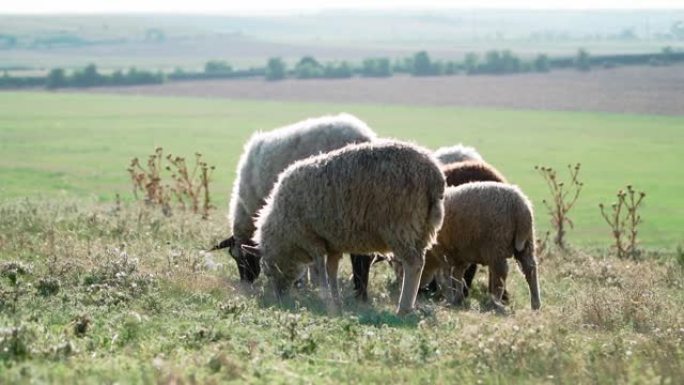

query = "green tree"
[
  {"left": 266, "top": 57, "right": 287, "bottom": 81},
  {"left": 295, "top": 56, "right": 323, "bottom": 79},
  {"left": 204, "top": 60, "right": 232, "bottom": 74},
  {"left": 412, "top": 51, "right": 433, "bottom": 76},
  {"left": 533, "top": 54, "right": 550, "bottom": 72},
  {"left": 71, "top": 64, "right": 104, "bottom": 87},
  {"left": 362, "top": 58, "right": 392, "bottom": 77},
  {"left": 575, "top": 49, "right": 591, "bottom": 71},
  {"left": 464, "top": 52, "right": 479, "bottom": 74},
  {"left": 46, "top": 68, "right": 67, "bottom": 89},
  {"left": 323, "top": 62, "right": 353, "bottom": 79}
]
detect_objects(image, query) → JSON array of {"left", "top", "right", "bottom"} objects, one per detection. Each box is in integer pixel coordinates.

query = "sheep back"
[
  {"left": 229, "top": 113, "right": 376, "bottom": 242},
  {"left": 254, "top": 140, "right": 446, "bottom": 281},
  {"left": 443, "top": 160, "right": 507, "bottom": 187},
  {"left": 436, "top": 181, "right": 534, "bottom": 266},
  {"left": 434, "top": 144, "right": 483, "bottom": 164}
]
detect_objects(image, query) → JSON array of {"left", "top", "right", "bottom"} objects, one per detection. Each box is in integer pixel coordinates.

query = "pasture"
[
  {"left": 0, "top": 92, "right": 683, "bottom": 247},
  {"left": 0, "top": 91, "right": 683, "bottom": 384}
]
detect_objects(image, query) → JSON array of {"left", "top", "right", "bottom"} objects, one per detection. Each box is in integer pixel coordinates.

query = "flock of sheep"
[{"left": 211, "top": 113, "right": 540, "bottom": 315}]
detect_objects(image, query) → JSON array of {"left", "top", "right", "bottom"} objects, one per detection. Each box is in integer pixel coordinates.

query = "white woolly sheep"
[
  {"left": 241, "top": 140, "right": 446, "bottom": 315},
  {"left": 213, "top": 113, "right": 376, "bottom": 283},
  {"left": 424, "top": 182, "right": 541, "bottom": 310},
  {"left": 433, "top": 144, "right": 483, "bottom": 164}
]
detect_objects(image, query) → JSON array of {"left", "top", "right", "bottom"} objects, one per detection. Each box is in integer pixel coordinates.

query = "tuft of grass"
[{"left": 0, "top": 199, "right": 682, "bottom": 384}]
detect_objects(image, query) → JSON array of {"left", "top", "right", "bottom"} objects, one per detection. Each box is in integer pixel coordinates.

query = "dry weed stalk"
[
  {"left": 127, "top": 147, "right": 215, "bottom": 219},
  {"left": 127, "top": 147, "right": 172, "bottom": 215},
  {"left": 535, "top": 230, "right": 551, "bottom": 261},
  {"left": 166, "top": 152, "right": 215, "bottom": 219},
  {"left": 535, "top": 163, "right": 583, "bottom": 249},
  {"left": 599, "top": 185, "right": 646, "bottom": 259}
]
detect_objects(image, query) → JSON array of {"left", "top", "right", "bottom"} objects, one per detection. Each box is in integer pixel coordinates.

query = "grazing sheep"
[
  {"left": 241, "top": 140, "right": 446, "bottom": 314},
  {"left": 442, "top": 161, "right": 509, "bottom": 300},
  {"left": 423, "top": 182, "right": 541, "bottom": 310},
  {"left": 434, "top": 144, "right": 483, "bottom": 164},
  {"left": 353, "top": 160, "right": 510, "bottom": 300},
  {"left": 212, "top": 114, "right": 376, "bottom": 283}
]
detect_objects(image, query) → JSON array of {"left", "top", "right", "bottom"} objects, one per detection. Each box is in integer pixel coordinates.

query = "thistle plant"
[
  {"left": 166, "top": 152, "right": 216, "bottom": 219},
  {"left": 599, "top": 185, "right": 646, "bottom": 259},
  {"left": 535, "top": 163, "right": 583, "bottom": 249},
  {"left": 128, "top": 147, "right": 216, "bottom": 219},
  {"left": 127, "top": 147, "right": 172, "bottom": 215}
]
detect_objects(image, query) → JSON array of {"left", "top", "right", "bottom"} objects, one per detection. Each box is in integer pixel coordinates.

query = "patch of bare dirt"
[{"left": 79, "top": 65, "right": 684, "bottom": 115}]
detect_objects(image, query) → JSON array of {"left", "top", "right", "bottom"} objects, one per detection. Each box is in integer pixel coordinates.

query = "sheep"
[
  {"left": 211, "top": 113, "right": 376, "bottom": 284},
  {"left": 240, "top": 140, "right": 446, "bottom": 315},
  {"left": 442, "top": 160, "right": 510, "bottom": 300},
  {"left": 423, "top": 182, "right": 541, "bottom": 310},
  {"left": 353, "top": 160, "right": 510, "bottom": 301},
  {"left": 434, "top": 144, "right": 483, "bottom": 164}
]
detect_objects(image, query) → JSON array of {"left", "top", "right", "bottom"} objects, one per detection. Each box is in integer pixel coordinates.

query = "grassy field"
[
  {"left": 0, "top": 200, "right": 682, "bottom": 384},
  {"left": 0, "top": 91, "right": 683, "bottom": 384},
  {"left": 1, "top": 92, "right": 682, "bottom": 248}
]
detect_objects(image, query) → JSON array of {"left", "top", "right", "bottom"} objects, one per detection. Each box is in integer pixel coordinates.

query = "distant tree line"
[
  {"left": 261, "top": 47, "right": 684, "bottom": 81},
  {"left": 168, "top": 60, "right": 265, "bottom": 81},
  {"left": 0, "top": 64, "right": 164, "bottom": 89},
  {"left": 1, "top": 47, "right": 683, "bottom": 90},
  {"left": 46, "top": 64, "right": 164, "bottom": 89}
]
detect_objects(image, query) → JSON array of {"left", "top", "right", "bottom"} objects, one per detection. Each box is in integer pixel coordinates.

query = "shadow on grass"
[{"left": 249, "top": 282, "right": 431, "bottom": 328}]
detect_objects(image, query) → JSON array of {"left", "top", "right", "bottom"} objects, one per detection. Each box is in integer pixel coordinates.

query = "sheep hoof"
[
  {"left": 396, "top": 307, "right": 416, "bottom": 316},
  {"left": 485, "top": 300, "right": 508, "bottom": 315}
]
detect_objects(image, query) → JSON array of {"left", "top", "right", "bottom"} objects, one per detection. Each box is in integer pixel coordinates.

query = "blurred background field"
[{"left": 1, "top": 91, "right": 682, "bottom": 248}]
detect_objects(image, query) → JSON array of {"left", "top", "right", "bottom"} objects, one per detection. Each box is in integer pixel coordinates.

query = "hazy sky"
[{"left": 2, "top": 0, "right": 683, "bottom": 14}]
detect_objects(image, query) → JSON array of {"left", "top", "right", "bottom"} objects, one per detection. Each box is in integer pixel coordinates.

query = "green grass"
[
  {"left": 0, "top": 201, "right": 682, "bottom": 384},
  {"left": 1, "top": 92, "right": 683, "bottom": 248}
]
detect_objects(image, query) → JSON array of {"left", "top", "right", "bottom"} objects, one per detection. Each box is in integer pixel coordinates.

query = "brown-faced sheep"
[
  {"left": 241, "top": 140, "right": 446, "bottom": 314},
  {"left": 424, "top": 182, "right": 541, "bottom": 310},
  {"left": 434, "top": 144, "right": 483, "bottom": 164},
  {"left": 212, "top": 113, "right": 376, "bottom": 283}
]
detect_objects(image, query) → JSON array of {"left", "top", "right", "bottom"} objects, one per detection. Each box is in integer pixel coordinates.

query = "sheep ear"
[
  {"left": 241, "top": 244, "right": 261, "bottom": 258},
  {"left": 209, "top": 236, "right": 234, "bottom": 251}
]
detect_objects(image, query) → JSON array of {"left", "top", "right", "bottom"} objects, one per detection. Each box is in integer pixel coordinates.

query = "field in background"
[
  {"left": 82, "top": 64, "right": 684, "bottom": 116},
  {"left": 1, "top": 92, "right": 682, "bottom": 248}
]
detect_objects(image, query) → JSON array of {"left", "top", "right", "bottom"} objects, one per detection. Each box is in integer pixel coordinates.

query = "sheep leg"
[
  {"left": 518, "top": 253, "right": 541, "bottom": 310},
  {"left": 313, "top": 255, "right": 329, "bottom": 299},
  {"left": 439, "top": 263, "right": 468, "bottom": 306},
  {"left": 327, "top": 252, "right": 342, "bottom": 306},
  {"left": 487, "top": 271, "right": 511, "bottom": 305},
  {"left": 463, "top": 263, "right": 478, "bottom": 298},
  {"left": 350, "top": 254, "right": 372, "bottom": 301},
  {"left": 488, "top": 260, "right": 509, "bottom": 312},
  {"left": 395, "top": 249, "right": 425, "bottom": 315}
]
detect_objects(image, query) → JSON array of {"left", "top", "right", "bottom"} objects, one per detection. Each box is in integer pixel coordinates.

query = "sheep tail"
[
  {"left": 513, "top": 203, "right": 534, "bottom": 256},
  {"left": 426, "top": 189, "right": 445, "bottom": 245}
]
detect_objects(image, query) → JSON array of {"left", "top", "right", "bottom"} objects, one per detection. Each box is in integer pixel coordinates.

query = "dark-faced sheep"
[
  {"left": 241, "top": 140, "right": 446, "bottom": 314},
  {"left": 212, "top": 113, "right": 376, "bottom": 284},
  {"left": 424, "top": 182, "right": 541, "bottom": 310},
  {"left": 434, "top": 144, "right": 483, "bottom": 164}
]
